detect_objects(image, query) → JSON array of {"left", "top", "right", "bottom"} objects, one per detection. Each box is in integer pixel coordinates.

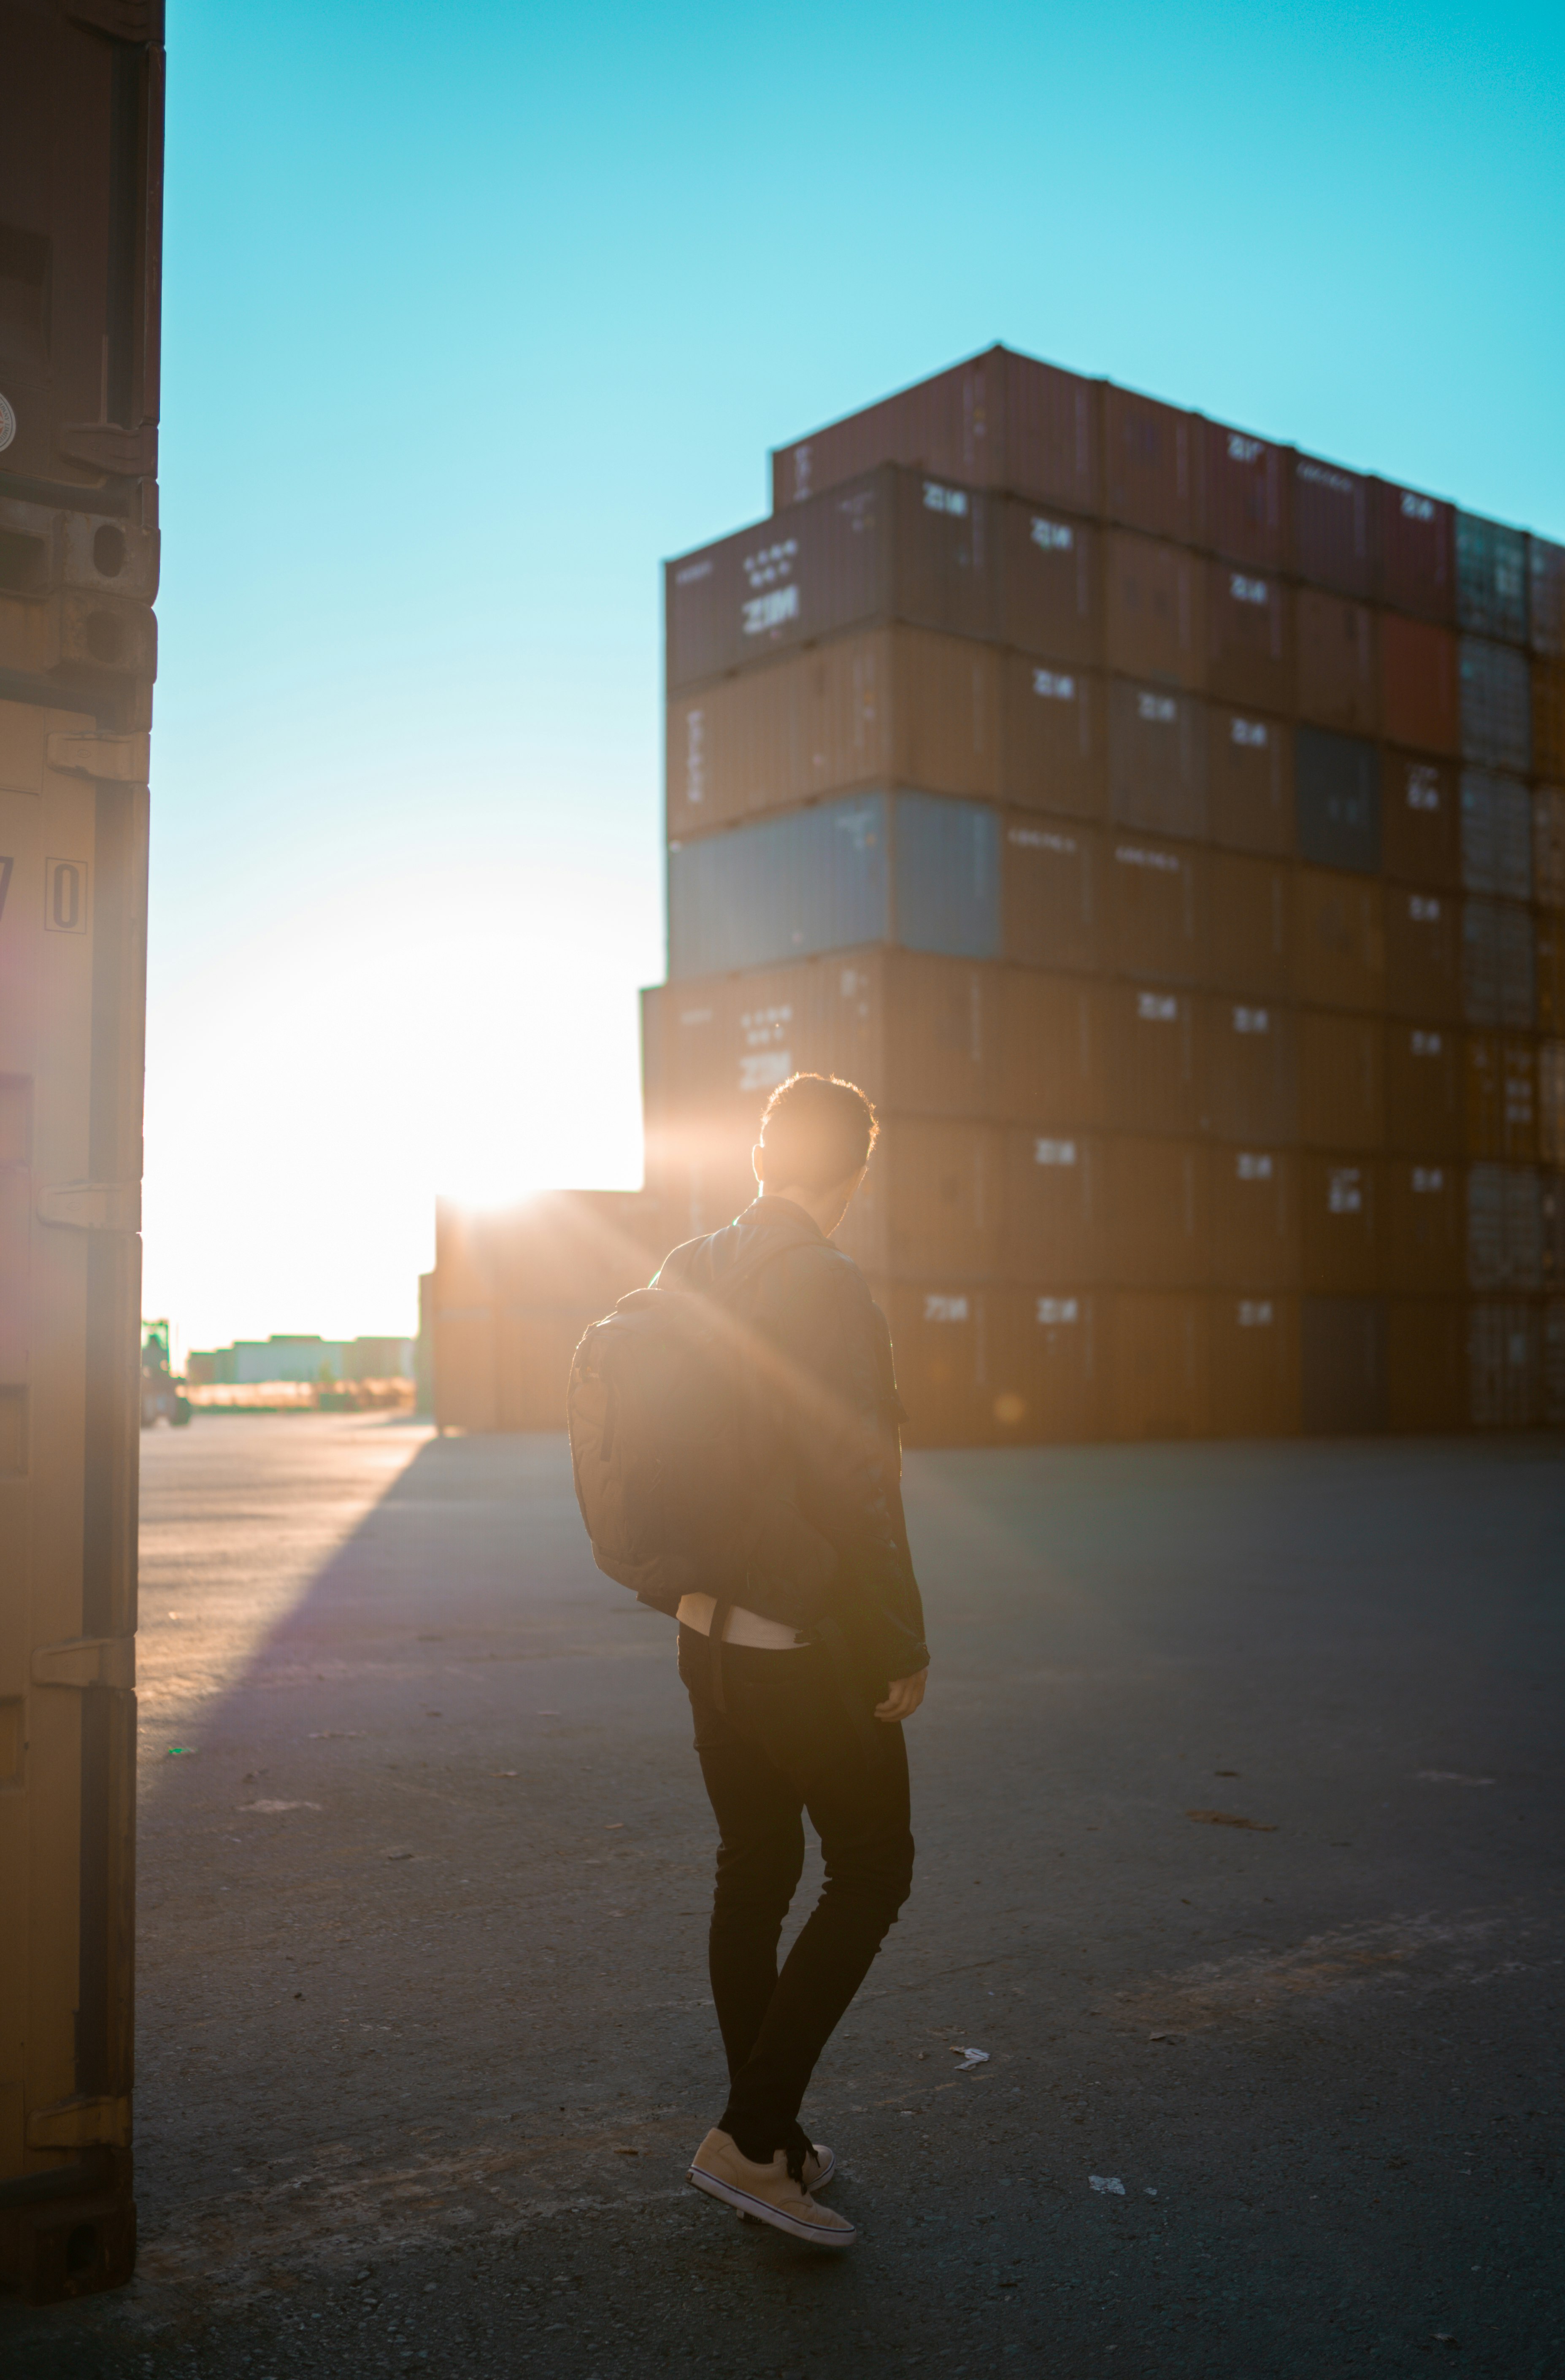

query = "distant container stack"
[{"left": 641, "top": 345, "right": 1565, "bottom": 1443}]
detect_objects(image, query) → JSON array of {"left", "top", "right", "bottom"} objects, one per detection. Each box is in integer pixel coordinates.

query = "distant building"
[{"left": 184, "top": 1334, "right": 415, "bottom": 1386}]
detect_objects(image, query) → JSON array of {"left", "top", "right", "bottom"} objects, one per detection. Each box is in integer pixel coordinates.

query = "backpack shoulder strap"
[{"left": 703, "top": 1225, "right": 819, "bottom": 1308}]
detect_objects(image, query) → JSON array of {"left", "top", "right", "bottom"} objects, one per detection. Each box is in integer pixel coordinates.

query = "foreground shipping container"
[{"left": 0, "top": 0, "right": 163, "bottom": 2305}]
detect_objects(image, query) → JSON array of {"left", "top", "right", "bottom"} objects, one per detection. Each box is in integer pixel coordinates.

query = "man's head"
[{"left": 752, "top": 1072, "right": 878, "bottom": 1234}]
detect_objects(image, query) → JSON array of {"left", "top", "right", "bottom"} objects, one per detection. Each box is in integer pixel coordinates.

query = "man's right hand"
[{"left": 874, "top": 1670, "right": 928, "bottom": 1723}]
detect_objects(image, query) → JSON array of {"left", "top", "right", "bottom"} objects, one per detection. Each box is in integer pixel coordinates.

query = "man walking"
[{"left": 654, "top": 1072, "right": 929, "bottom": 2249}]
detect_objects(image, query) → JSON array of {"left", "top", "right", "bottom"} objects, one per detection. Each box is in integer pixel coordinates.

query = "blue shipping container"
[
  {"left": 894, "top": 792, "right": 1002, "bottom": 959},
  {"left": 667, "top": 797, "right": 889, "bottom": 978},
  {"left": 1459, "top": 637, "right": 1532, "bottom": 772},
  {"left": 1455, "top": 513, "right": 1529, "bottom": 645}
]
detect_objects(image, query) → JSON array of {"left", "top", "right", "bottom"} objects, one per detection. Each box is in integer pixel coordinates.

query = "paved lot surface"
[{"left": 5, "top": 1415, "right": 1562, "bottom": 2379}]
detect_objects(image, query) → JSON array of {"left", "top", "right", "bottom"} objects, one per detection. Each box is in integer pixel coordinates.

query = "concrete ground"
[{"left": 5, "top": 1415, "right": 1562, "bottom": 2380}]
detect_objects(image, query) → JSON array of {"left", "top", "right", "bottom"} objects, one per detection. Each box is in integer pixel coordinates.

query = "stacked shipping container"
[{"left": 641, "top": 344, "right": 1565, "bottom": 1442}]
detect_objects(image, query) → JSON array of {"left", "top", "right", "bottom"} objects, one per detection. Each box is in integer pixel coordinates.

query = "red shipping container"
[
  {"left": 1381, "top": 751, "right": 1461, "bottom": 890},
  {"left": 1296, "top": 589, "right": 1378, "bottom": 733},
  {"left": 1103, "top": 388, "right": 1201, "bottom": 544},
  {"left": 1378, "top": 482, "right": 1456, "bottom": 623},
  {"left": 1208, "top": 1147, "right": 1300, "bottom": 1287},
  {"left": 1209, "top": 1294, "right": 1302, "bottom": 1436},
  {"left": 1380, "top": 614, "right": 1460, "bottom": 755},
  {"left": 1105, "top": 532, "right": 1204, "bottom": 688},
  {"left": 1208, "top": 706, "right": 1292, "bottom": 856},
  {"left": 1206, "top": 561, "right": 1292, "bottom": 711},
  {"left": 770, "top": 346, "right": 1100, "bottom": 518},
  {"left": 1292, "top": 454, "right": 1375, "bottom": 598},
  {"left": 1203, "top": 422, "right": 1287, "bottom": 569},
  {"left": 996, "top": 502, "right": 1100, "bottom": 665}
]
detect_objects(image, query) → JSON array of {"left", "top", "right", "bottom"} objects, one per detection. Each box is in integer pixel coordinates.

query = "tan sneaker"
[
  {"left": 687, "top": 2128, "right": 857, "bottom": 2248},
  {"left": 801, "top": 2141, "right": 835, "bottom": 2191}
]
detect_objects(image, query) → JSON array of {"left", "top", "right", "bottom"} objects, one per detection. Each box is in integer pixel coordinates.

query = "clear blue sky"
[{"left": 145, "top": 0, "right": 1564, "bottom": 1356}]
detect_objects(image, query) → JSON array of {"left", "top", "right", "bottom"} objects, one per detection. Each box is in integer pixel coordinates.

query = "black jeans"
[{"left": 677, "top": 1623, "right": 915, "bottom": 2165}]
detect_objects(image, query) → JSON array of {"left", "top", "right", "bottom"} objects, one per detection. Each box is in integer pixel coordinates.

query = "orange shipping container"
[
  {"left": 1536, "top": 913, "right": 1565, "bottom": 1033},
  {"left": 1535, "top": 788, "right": 1565, "bottom": 909},
  {"left": 1107, "top": 680, "right": 1207, "bottom": 839},
  {"left": 1381, "top": 751, "right": 1461, "bottom": 890},
  {"left": 989, "top": 1288, "right": 1105, "bottom": 1441},
  {"left": 1294, "top": 870, "right": 1387, "bottom": 1012},
  {"left": 1301, "top": 1156, "right": 1380, "bottom": 1292},
  {"left": 997, "top": 504, "right": 1101, "bottom": 665},
  {"left": 1296, "top": 589, "right": 1378, "bottom": 733},
  {"left": 1209, "top": 1294, "right": 1302, "bottom": 1436},
  {"left": 1105, "top": 1292, "right": 1210, "bottom": 1439},
  {"left": 999, "top": 656, "right": 1107, "bottom": 819},
  {"left": 834, "top": 1117, "right": 1003, "bottom": 1279},
  {"left": 1105, "top": 532, "right": 1204, "bottom": 689},
  {"left": 1000, "top": 969, "right": 1102, "bottom": 1127},
  {"left": 873, "top": 1282, "right": 990, "bottom": 1448},
  {"left": 1543, "top": 1041, "right": 1565, "bottom": 1167},
  {"left": 1101, "top": 833, "right": 1206, "bottom": 983},
  {"left": 1206, "top": 563, "right": 1292, "bottom": 713},
  {"left": 1003, "top": 1127, "right": 1103, "bottom": 1280},
  {"left": 1098, "top": 983, "right": 1200, "bottom": 1136},
  {"left": 1300, "top": 1012, "right": 1385, "bottom": 1148},
  {"left": 1384, "top": 885, "right": 1461, "bottom": 1021},
  {"left": 1200, "top": 997, "right": 1299, "bottom": 1143},
  {"left": 1383, "top": 1160, "right": 1465, "bottom": 1294},
  {"left": 1001, "top": 814, "right": 1100, "bottom": 973},
  {"left": 1103, "top": 389, "right": 1201, "bottom": 543},
  {"left": 1207, "top": 1145, "right": 1300, "bottom": 1287},
  {"left": 1097, "top": 1136, "right": 1208, "bottom": 1286},
  {"left": 1302, "top": 1297, "right": 1388, "bottom": 1433},
  {"left": 1379, "top": 614, "right": 1460, "bottom": 755},
  {"left": 1208, "top": 851, "right": 1291, "bottom": 997},
  {"left": 1208, "top": 706, "right": 1292, "bottom": 856},
  {"left": 664, "top": 626, "right": 1002, "bottom": 837},
  {"left": 1464, "top": 1037, "right": 1538, "bottom": 1162},
  {"left": 1385, "top": 1024, "right": 1463, "bottom": 1156},
  {"left": 641, "top": 947, "right": 1001, "bottom": 1129},
  {"left": 1387, "top": 1299, "right": 1468, "bottom": 1431}
]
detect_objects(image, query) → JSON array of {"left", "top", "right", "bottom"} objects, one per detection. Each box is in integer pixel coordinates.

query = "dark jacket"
[{"left": 654, "top": 1196, "right": 930, "bottom": 1688}]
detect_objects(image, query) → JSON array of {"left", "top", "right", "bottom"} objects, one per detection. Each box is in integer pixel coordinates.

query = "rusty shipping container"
[
  {"left": 1106, "top": 680, "right": 1207, "bottom": 839},
  {"left": 1002, "top": 1128, "right": 1100, "bottom": 1281},
  {"left": 1301, "top": 1297, "right": 1388, "bottom": 1433},
  {"left": 1206, "top": 561, "right": 1291, "bottom": 713},
  {"left": 1293, "top": 868, "right": 1386, "bottom": 1013},
  {"left": 1379, "top": 615, "right": 1460, "bottom": 756},
  {"left": 1299, "top": 1012, "right": 1384, "bottom": 1149},
  {"left": 1104, "top": 532, "right": 1203, "bottom": 690},
  {"left": 1095, "top": 1137, "right": 1208, "bottom": 1287},
  {"left": 988, "top": 1287, "right": 1106, "bottom": 1441},
  {"left": 1291, "top": 453, "right": 1375, "bottom": 598},
  {"left": 0, "top": 0, "right": 165, "bottom": 2308},
  {"left": 1384, "top": 1161, "right": 1465, "bottom": 1294},
  {"left": 1377, "top": 482, "right": 1454, "bottom": 623},
  {"left": 1207, "top": 1146, "right": 1299, "bottom": 1287},
  {"left": 1000, "top": 815, "right": 1100, "bottom": 973},
  {"left": 1531, "top": 789, "right": 1564, "bottom": 907},
  {"left": 1543, "top": 1042, "right": 1565, "bottom": 1167},
  {"left": 1300, "top": 1156, "right": 1379, "bottom": 1293},
  {"left": 1000, "top": 970, "right": 1102, "bottom": 1129},
  {"left": 1295, "top": 589, "right": 1378, "bottom": 735},
  {"left": 1530, "top": 538, "right": 1565, "bottom": 656},
  {"left": 1384, "top": 885, "right": 1460, "bottom": 1022},
  {"left": 1387, "top": 1300, "right": 1468, "bottom": 1431},
  {"left": 1207, "top": 851, "right": 1291, "bottom": 999},
  {"left": 1539, "top": 913, "right": 1565, "bottom": 1034},
  {"left": 1208, "top": 705, "right": 1291, "bottom": 856},
  {"left": 1209, "top": 1294, "right": 1302, "bottom": 1436},
  {"left": 1103, "top": 388, "right": 1201, "bottom": 545},
  {"left": 1104, "top": 1292, "right": 1210, "bottom": 1438},
  {"left": 1101, "top": 832, "right": 1205, "bottom": 984},
  {"left": 999, "top": 654, "right": 1107, "bottom": 819},
  {"left": 832, "top": 1117, "right": 1003, "bottom": 1281},
  {"left": 1381, "top": 753, "right": 1461, "bottom": 891},
  {"left": 1386, "top": 1024, "right": 1464, "bottom": 1156},
  {"left": 1203, "top": 422, "right": 1287, "bottom": 570},
  {"left": 1200, "top": 996, "right": 1298, "bottom": 1144},
  {"left": 1533, "top": 661, "right": 1565, "bottom": 783},
  {"left": 770, "top": 346, "right": 1100, "bottom": 519},
  {"left": 1097, "top": 983, "right": 1200, "bottom": 1137}
]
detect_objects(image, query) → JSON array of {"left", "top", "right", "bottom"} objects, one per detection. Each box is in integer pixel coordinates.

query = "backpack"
[{"left": 567, "top": 1234, "right": 806, "bottom": 1617}]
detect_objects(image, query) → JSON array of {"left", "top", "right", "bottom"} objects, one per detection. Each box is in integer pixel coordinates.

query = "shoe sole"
[{"left": 686, "top": 2164, "right": 856, "bottom": 2248}]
